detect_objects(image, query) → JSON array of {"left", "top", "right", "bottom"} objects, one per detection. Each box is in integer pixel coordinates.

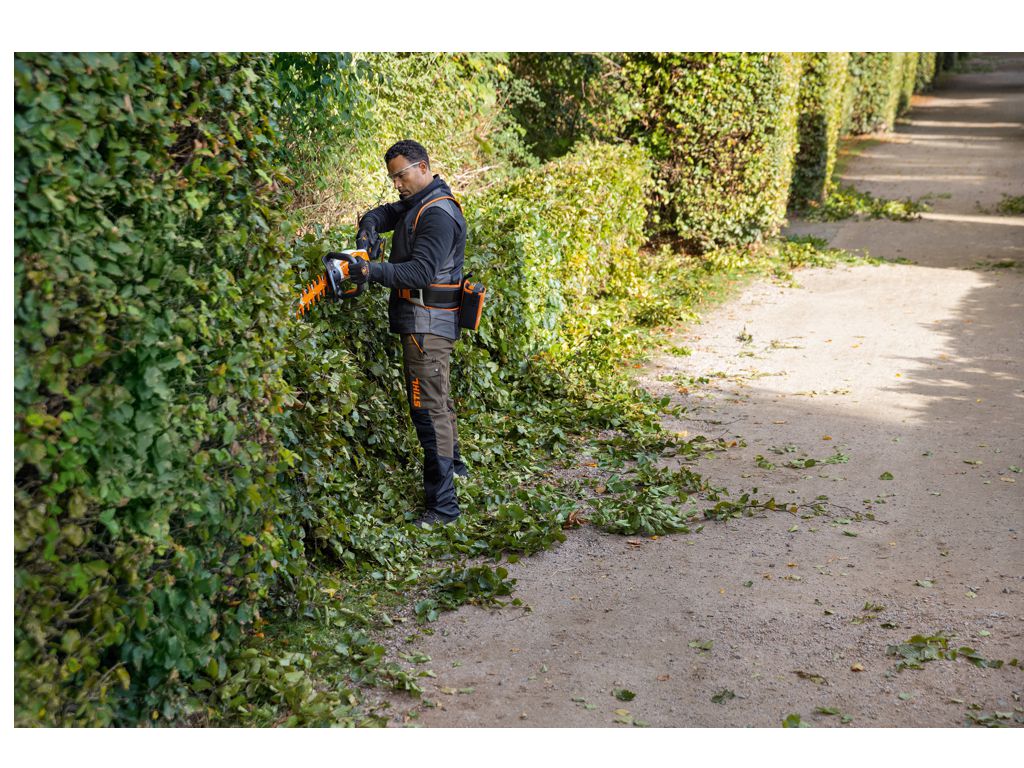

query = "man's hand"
[
  {"left": 356, "top": 226, "right": 374, "bottom": 249},
  {"left": 342, "top": 256, "right": 370, "bottom": 284},
  {"left": 357, "top": 225, "right": 376, "bottom": 251},
  {"left": 358, "top": 226, "right": 385, "bottom": 261}
]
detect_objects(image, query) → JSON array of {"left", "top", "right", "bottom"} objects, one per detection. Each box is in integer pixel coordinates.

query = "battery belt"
[{"left": 398, "top": 284, "right": 461, "bottom": 309}]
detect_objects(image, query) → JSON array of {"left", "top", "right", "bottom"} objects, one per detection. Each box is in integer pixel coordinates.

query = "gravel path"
[{"left": 388, "top": 53, "right": 1024, "bottom": 728}]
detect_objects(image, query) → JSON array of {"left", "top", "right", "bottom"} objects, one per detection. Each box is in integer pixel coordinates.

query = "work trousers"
[{"left": 401, "top": 333, "right": 468, "bottom": 520}]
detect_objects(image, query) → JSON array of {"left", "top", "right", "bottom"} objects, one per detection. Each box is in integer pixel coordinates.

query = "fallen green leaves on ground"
[
  {"left": 782, "top": 713, "right": 811, "bottom": 727},
  {"left": 995, "top": 194, "right": 1024, "bottom": 215},
  {"left": 802, "top": 183, "right": 930, "bottom": 222},
  {"left": 887, "top": 632, "right": 1014, "bottom": 672},
  {"left": 793, "top": 670, "right": 829, "bottom": 685},
  {"left": 965, "top": 708, "right": 1024, "bottom": 727},
  {"left": 814, "top": 706, "right": 853, "bottom": 724},
  {"left": 231, "top": 234, "right": 864, "bottom": 725}
]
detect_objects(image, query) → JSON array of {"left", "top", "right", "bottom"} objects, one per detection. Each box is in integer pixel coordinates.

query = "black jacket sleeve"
[
  {"left": 358, "top": 200, "right": 406, "bottom": 234},
  {"left": 368, "top": 209, "right": 457, "bottom": 290}
]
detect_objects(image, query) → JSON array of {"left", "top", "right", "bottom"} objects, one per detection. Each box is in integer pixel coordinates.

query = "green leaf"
[
  {"left": 711, "top": 689, "right": 736, "bottom": 704},
  {"left": 793, "top": 670, "right": 827, "bottom": 685},
  {"left": 613, "top": 689, "right": 636, "bottom": 702}
]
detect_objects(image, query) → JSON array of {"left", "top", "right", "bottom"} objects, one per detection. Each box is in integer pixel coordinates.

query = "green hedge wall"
[
  {"left": 897, "top": 52, "right": 920, "bottom": 115},
  {"left": 790, "top": 53, "right": 850, "bottom": 209},
  {"left": 295, "top": 52, "right": 532, "bottom": 230},
  {"left": 620, "top": 53, "right": 802, "bottom": 253},
  {"left": 506, "top": 53, "right": 634, "bottom": 162},
  {"left": 15, "top": 49, "right": 651, "bottom": 722},
  {"left": 13, "top": 53, "right": 320, "bottom": 725},
  {"left": 844, "top": 52, "right": 908, "bottom": 134},
  {"left": 464, "top": 141, "right": 651, "bottom": 363},
  {"left": 916, "top": 53, "right": 939, "bottom": 92}
]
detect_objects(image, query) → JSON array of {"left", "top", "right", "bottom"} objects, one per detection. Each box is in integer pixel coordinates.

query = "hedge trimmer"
[{"left": 296, "top": 251, "right": 367, "bottom": 318}]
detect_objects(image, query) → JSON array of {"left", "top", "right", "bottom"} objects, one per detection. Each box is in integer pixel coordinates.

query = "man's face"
[{"left": 387, "top": 155, "right": 431, "bottom": 199}]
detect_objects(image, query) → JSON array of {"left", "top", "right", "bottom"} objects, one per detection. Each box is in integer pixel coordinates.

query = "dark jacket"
[{"left": 362, "top": 176, "right": 466, "bottom": 340}]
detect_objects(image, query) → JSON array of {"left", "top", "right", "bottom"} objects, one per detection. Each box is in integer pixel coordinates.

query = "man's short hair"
[{"left": 385, "top": 139, "right": 430, "bottom": 168}]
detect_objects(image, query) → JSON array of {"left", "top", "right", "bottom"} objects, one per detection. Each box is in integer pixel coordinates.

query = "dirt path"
[{"left": 390, "top": 54, "right": 1024, "bottom": 728}]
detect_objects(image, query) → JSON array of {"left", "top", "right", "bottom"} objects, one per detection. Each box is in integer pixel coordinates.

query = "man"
[{"left": 346, "top": 140, "right": 469, "bottom": 528}]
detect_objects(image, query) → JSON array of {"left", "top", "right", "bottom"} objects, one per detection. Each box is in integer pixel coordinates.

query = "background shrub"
[
  {"left": 844, "top": 52, "right": 907, "bottom": 134},
  {"left": 790, "top": 52, "right": 851, "bottom": 209},
  {"left": 898, "top": 52, "right": 921, "bottom": 115},
  {"left": 620, "top": 52, "right": 802, "bottom": 252},
  {"left": 506, "top": 52, "right": 634, "bottom": 161},
  {"left": 293, "top": 52, "right": 534, "bottom": 231},
  {"left": 14, "top": 53, "right": 314, "bottom": 725},
  {"left": 916, "top": 52, "right": 939, "bottom": 92}
]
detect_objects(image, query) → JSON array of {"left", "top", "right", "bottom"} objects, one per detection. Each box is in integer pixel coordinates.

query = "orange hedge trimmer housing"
[{"left": 295, "top": 250, "right": 370, "bottom": 318}]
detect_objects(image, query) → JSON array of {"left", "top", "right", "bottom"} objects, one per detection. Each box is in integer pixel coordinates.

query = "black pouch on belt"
[{"left": 459, "top": 275, "right": 486, "bottom": 331}]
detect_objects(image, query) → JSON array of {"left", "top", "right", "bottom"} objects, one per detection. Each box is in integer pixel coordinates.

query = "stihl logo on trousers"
[{"left": 411, "top": 377, "right": 422, "bottom": 408}]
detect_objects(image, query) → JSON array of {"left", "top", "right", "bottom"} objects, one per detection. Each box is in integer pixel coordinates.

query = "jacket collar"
[{"left": 402, "top": 175, "right": 447, "bottom": 210}]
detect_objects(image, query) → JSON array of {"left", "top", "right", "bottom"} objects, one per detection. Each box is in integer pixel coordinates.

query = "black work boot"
[{"left": 412, "top": 509, "right": 459, "bottom": 530}]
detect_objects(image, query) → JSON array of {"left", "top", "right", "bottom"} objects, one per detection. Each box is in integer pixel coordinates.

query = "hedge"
[
  {"left": 295, "top": 52, "right": 532, "bottom": 230},
  {"left": 844, "top": 52, "right": 910, "bottom": 134},
  {"left": 14, "top": 48, "right": 651, "bottom": 722},
  {"left": 897, "top": 52, "right": 920, "bottom": 115},
  {"left": 620, "top": 52, "right": 802, "bottom": 252},
  {"left": 507, "top": 53, "right": 633, "bottom": 161},
  {"left": 463, "top": 141, "right": 652, "bottom": 363},
  {"left": 790, "top": 53, "right": 850, "bottom": 209},
  {"left": 13, "top": 53, "right": 326, "bottom": 725},
  {"left": 916, "top": 53, "right": 939, "bottom": 92}
]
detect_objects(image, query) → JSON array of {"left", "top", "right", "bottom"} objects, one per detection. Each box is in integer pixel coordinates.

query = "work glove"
[
  {"left": 358, "top": 225, "right": 385, "bottom": 261},
  {"left": 356, "top": 226, "right": 374, "bottom": 250},
  {"left": 342, "top": 255, "right": 370, "bottom": 284}
]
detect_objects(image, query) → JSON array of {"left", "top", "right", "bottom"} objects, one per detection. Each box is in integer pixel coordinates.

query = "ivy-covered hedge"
[
  {"left": 465, "top": 141, "right": 651, "bottom": 362},
  {"left": 790, "top": 53, "right": 850, "bottom": 209},
  {"left": 916, "top": 52, "right": 939, "bottom": 92},
  {"left": 897, "top": 52, "right": 920, "bottom": 115},
  {"left": 620, "top": 53, "right": 801, "bottom": 252},
  {"left": 14, "top": 50, "right": 651, "bottom": 723},
  {"left": 844, "top": 52, "right": 910, "bottom": 135},
  {"left": 295, "top": 52, "right": 532, "bottom": 230},
  {"left": 506, "top": 53, "right": 634, "bottom": 162},
  {"left": 13, "top": 53, "right": 321, "bottom": 725}
]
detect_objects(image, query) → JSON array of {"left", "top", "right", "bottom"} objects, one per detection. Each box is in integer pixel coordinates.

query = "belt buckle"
[{"left": 407, "top": 288, "right": 426, "bottom": 307}]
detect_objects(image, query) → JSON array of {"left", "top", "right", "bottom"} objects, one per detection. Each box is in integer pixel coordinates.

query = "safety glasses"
[{"left": 387, "top": 161, "right": 423, "bottom": 181}]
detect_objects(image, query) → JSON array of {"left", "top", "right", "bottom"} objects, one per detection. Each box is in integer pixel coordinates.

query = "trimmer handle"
[
  {"left": 367, "top": 235, "right": 385, "bottom": 262},
  {"left": 323, "top": 250, "right": 369, "bottom": 301}
]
